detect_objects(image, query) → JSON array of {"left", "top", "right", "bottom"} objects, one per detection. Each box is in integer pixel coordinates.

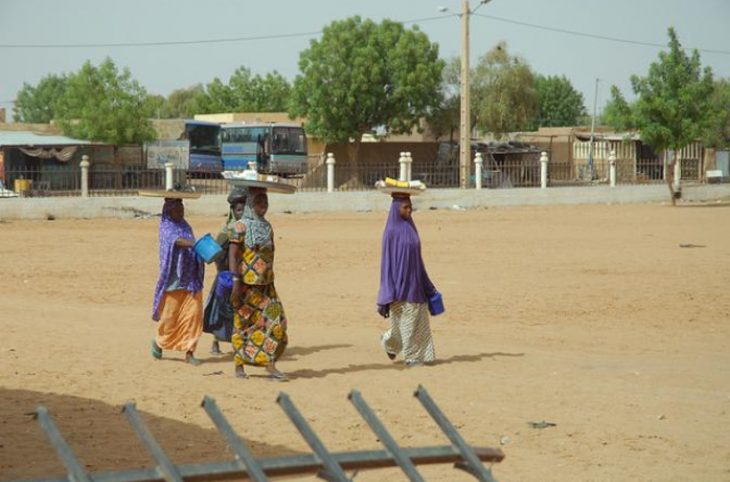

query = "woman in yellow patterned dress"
[{"left": 228, "top": 188, "right": 288, "bottom": 380}]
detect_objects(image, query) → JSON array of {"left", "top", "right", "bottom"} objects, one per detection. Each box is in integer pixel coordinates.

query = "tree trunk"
[
  {"left": 665, "top": 150, "right": 676, "bottom": 206},
  {"left": 346, "top": 138, "right": 362, "bottom": 187}
]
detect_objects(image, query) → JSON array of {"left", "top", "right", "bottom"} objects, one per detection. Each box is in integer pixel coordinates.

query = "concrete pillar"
[
  {"left": 540, "top": 151, "right": 549, "bottom": 189},
  {"left": 474, "top": 152, "right": 483, "bottom": 189},
  {"left": 405, "top": 152, "right": 413, "bottom": 181},
  {"left": 609, "top": 150, "right": 617, "bottom": 187},
  {"left": 326, "top": 152, "right": 336, "bottom": 193},
  {"left": 164, "top": 162, "right": 174, "bottom": 190},
  {"left": 399, "top": 152, "right": 407, "bottom": 181},
  {"left": 80, "top": 155, "right": 90, "bottom": 198}
]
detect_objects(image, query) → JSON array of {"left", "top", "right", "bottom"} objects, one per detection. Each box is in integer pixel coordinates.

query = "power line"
[
  {"left": 0, "top": 12, "right": 727, "bottom": 57},
  {"left": 473, "top": 13, "right": 730, "bottom": 56}
]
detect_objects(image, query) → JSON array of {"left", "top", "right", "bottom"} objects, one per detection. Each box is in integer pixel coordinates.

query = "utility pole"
[
  {"left": 587, "top": 77, "right": 599, "bottom": 179},
  {"left": 459, "top": 0, "right": 471, "bottom": 189}
]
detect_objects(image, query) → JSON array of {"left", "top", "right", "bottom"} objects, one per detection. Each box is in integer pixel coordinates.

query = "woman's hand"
[
  {"left": 175, "top": 237, "right": 194, "bottom": 248},
  {"left": 377, "top": 304, "right": 390, "bottom": 319}
]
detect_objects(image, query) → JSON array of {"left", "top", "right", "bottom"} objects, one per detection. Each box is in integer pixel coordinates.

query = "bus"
[
  {"left": 220, "top": 123, "right": 307, "bottom": 177},
  {"left": 146, "top": 119, "right": 222, "bottom": 174}
]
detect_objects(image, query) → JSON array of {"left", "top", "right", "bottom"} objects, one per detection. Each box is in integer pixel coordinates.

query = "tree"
[
  {"left": 703, "top": 78, "right": 730, "bottom": 148},
  {"left": 54, "top": 58, "right": 156, "bottom": 145},
  {"left": 533, "top": 75, "right": 586, "bottom": 128},
  {"left": 624, "top": 27, "right": 714, "bottom": 204},
  {"left": 228, "top": 67, "right": 291, "bottom": 112},
  {"left": 471, "top": 42, "right": 538, "bottom": 137},
  {"left": 13, "top": 74, "right": 68, "bottom": 123},
  {"left": 426, "top": 57, "right": 462, "bottom": 143},
  {"left": 602, "top": 85, "right": 638, "bottom": 132},
  {"left": 161, "top": 84, "right": 207, "bottom": 118},
  {"left": 290, "top": 16, "right": 444, "bottom": 174}
]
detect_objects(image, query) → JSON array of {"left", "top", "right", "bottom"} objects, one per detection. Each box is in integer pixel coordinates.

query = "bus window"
[{"left": 272, "top": 127, "right": 306, "bottom": 155}]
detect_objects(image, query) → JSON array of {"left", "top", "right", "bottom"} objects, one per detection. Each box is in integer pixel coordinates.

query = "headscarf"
[
  {"left": 151, "top": 198, "right": 204, "bottom": 321},
  {"left": 376, "top": 196, "right": 435, "bottom": 306},
  {"left": 216, "top": 187, "right": 248, "bottom": 246},
  {"left": 243, "top": 188, "right": 273, "bottom": 249}
]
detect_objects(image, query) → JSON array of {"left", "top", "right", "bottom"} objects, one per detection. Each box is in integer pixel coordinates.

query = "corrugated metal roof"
[{"left": 0, "top": 131, "right": 93, "bottom": 147}]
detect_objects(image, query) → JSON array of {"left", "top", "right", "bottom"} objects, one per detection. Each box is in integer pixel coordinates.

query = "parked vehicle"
[
  {"left": 220, "top": 123, "right": 307, "bottom": 177},
  {"left": 146, "top": 120, "right": 221, "bottom": 176}
]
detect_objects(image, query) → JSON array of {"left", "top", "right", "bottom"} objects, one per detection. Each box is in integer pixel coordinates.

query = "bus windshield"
[
  {"left": 272, "top": 126, "right": 307, "bottom": 155},
  {"left": 185, "top": 123, "right": 220, "bottom": 155}
]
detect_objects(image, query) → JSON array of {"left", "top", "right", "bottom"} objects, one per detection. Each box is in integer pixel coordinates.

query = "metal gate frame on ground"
[{"left": 20, "top": 386, "right": 504, "bottom": 482}]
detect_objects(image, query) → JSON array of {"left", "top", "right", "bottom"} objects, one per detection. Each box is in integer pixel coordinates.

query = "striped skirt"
[{"left": 381, "top": 301, "right": 435, "bottom": 364}]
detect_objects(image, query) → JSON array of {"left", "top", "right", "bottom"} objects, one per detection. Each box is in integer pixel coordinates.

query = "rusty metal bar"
[
  {"left": 122, "top": 402, "right": 183, "bottom": 482},
  {"left": 276, "top": 392, "right": 350, "bottom": 482},
  {"left": 34, "top": 406, "right": 93, "bottom": 482},
  {"left": 16, "top": 445, "right": 504, "bottom": 482},
  {"left": 200, "top": 396, "right": 268, "bottom": 482},
  {"left": 348, "top": 390, "right": 425, "bottom": 482},
  {"left": 414, "top": 386, "right": 497, "bottom": 482}
]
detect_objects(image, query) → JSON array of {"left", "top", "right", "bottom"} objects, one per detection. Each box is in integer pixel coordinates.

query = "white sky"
[{"left": 1, "top": 0, "right": 728, "bottom": 121}]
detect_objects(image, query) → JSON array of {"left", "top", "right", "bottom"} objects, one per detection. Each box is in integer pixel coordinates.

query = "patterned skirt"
[
  {"left": 381, "top": 301, "right": 435, "bottom": 364},
  {"left": 232, "top": 283, "right": 288, "bottom": 366}
]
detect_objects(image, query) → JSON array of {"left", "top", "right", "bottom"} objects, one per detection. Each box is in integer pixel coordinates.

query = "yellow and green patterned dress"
[{"left": 230, "top": 229, "right": 288, "bottom": 367}]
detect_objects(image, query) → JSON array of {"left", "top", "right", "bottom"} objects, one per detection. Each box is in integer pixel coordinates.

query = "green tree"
[
  {"left": 54, "top": 58, "right": 156, "bottom": 144},
  {"left": 703, "top": 78, "right": 730, "bottom": 148},
  {"left": 472, "top": 42, "right": 538, "bottom": 137},
  {"left": 161, "top": 84, "right": 207, "bottom": 118},
  {"left": 602, "top": 85, "right": 637, "bottom": 132},
  {"left": 13, "top": 74, "right": 68, "bottom": 123},
  {"left": 533, "top": 74, "right": 586, "bottom": 128},
  {"left": 228, "top": 67, "right": 291, "bottom": 111},
  {"left": 619, "top": 27, "right": 714, "bottom": 204},
  {"left": 426, "top": 57, "right": 462, "bottom": 143},
  {"left": 290, "top": 16, "right": 444, "bottom": 171}
]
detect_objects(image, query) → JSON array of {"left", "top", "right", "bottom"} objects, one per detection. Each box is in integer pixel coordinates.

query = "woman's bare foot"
[
  {"left": 210, "top": 341, "right": 222, "bottom": 355},
  {"left": 235, "top": 365, "right": 248, "bottom": 379}
]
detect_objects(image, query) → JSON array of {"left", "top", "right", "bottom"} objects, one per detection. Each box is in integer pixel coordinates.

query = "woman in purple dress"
[
  {"left": 376, "top": 194, "right": 438, "bottom": 367},
  {"left": 150, "top": 198, "right": 205, "bottom": 365}
]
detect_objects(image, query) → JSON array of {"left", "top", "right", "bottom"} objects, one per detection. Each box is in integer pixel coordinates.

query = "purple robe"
[
  {"left": 151, "top": 200, "right": 204, "bottom": 321},
  {"left": 377, "top": 198, "right": 435, "bottom": 307}
]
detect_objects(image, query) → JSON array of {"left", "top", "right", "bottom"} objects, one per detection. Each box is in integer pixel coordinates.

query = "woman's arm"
[{"left": 175, "top": 238, "right": 194, "bottom": 248}]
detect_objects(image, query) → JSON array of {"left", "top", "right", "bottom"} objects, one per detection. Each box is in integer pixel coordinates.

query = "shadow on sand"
[
  {"left": 0, "top": 388, "right": 301, "bottom": 481},
  {"left": 286, "top": 351, "right": 525, "bottom": 380}
]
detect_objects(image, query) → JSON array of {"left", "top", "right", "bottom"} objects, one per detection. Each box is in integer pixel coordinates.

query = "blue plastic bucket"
[
  {"left": 193, "top": 233, "right": 222, "bottom": 264},
  {"left": 215, "top": 271, "right": 234, "bottom": 298},
  {"left": 428, "top": 292, "right": 445, "bottom": 316}
]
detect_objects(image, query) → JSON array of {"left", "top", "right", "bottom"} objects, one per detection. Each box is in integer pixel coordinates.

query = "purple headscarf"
[
  {"left": 151, "top": 199, "right": 204, "bottom": 321},
  {"left": 377, "top": 197, "right": 435, "bottom": 307}
]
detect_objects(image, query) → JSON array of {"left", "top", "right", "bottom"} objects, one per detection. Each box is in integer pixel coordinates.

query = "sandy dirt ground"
[{"left": 1, "top": 202, "right": 729, "bottom": 482}]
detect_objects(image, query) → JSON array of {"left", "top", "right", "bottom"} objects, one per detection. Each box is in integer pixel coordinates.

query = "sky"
[{"left": 1, "top": 0, "right": 729, "bottom": 122}]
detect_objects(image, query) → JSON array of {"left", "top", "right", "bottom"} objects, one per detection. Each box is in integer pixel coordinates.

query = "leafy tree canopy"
[
  {"left": 159, "top": 84, "right": 207, "bottom": 118},
  {"left": 290, "top": 16, "right": 444, "bottom": 145},
  {"left": 703, "top": 78, "right": 730, "bottom": 148},
  {"left": 54, "top": 58, "right": 156, "bottom": 144},
  {"left": 200, "top": 68, "right": 291, "bottom": 113},
  {"left": 13, "top": 74, "right": 68, "bottom": 123},
  {"left": 533, "top": 74, "right": 586, "bottom": 128},
  {"left": 604, "top": 28, "right": 714, "bottom": 152},
  {"left": 472, "top": 42, "right": 538, "bottom": 137}
]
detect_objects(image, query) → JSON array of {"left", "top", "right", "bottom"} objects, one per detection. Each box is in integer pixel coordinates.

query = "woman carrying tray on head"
[
  {"left": 376, "top": 191, "right": 438, "bottom": 367},
  {"left": 150, "top": 196, "right": 205, "bottom": 365},
  {"left": 203, "top": 186, "right": 248, "bottom": 355},
  {"left": 228, "top": 187, "right": 289, "bottom": 380}
]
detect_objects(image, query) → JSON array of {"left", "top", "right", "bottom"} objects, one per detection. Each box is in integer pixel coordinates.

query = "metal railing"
[{"left": 19, "top": 386, "right": 503, "bottom": 482}]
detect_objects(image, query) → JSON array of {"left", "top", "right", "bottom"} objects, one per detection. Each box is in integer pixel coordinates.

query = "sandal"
[
  {"left": 151, "top": 340, "right": 163, "bottom": 359},
  {"left": 235, "top": 366, "right": 248, "bottom": 379},
  {"left": 266, "top": 365, "right": 288, "bottom": 381},
  {"left": 185, "top": 352, "right": 202, "bottom": 366}
]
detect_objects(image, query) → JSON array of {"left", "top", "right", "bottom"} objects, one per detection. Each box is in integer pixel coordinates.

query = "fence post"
[
  {"left": 80, "top": 155, "right": 90, "bottom": 198},
  {"left": 474, "top": 152, "right": 483, "bottom": 189},
  {"left": 405, "top": 152, "right": 413, "bottom": 181},
  {"left": 164, "top": 162, "right": 174, "bottom": 190},
  {"left": 399, "top": 152, "right": 407, "bottom": 181},
  {"left": 540, "top": 151, "right": 549, "bottom": 189},
  {"left": 609, "top": 150, "right": 617, "bottom": 187},
  {"left": 326, "top": 152, "right": 336, "bottom": 193}
]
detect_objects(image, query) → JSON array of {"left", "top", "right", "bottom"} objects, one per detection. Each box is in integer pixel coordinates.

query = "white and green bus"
[{"left": 220, "top": 123, "right": 307, "bottom": 177}]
